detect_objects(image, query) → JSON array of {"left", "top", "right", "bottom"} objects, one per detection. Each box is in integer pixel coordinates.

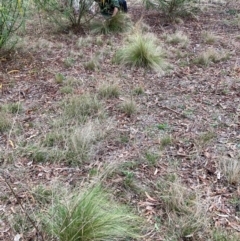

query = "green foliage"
[
  {"left": 115, "top": 31, "right": 166, "bottom": 71},
  {"left": 0, "top": 0, "right": 26, "bottom": 51},
  {"left": 34, "top": 0, "right": 94, "bottom": 28},
  {"left": 143, "top": 0, "right": 197, "bottom": 20},
  {"left": 44, "top": 185, "right": 142, "bottom": 241}
]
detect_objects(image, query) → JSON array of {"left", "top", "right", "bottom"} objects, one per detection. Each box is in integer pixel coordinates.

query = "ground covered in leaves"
[{"left": 0, "top": 0, "right": 240, "bottom": 240}]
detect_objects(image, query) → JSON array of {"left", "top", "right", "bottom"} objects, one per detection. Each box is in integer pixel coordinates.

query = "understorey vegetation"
[{"left": 0, "top": 0, "right": 240, "bottom": 240}]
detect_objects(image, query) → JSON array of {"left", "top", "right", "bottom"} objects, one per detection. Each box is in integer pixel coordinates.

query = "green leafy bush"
[{"left": 0, "top": 0, "right": 26, "bottom": 51}]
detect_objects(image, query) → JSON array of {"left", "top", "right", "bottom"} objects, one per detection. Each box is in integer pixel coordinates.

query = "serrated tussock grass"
[
  {"left": 44, "top": 185, "right": 142, "bottom": 241},
  {"left": 115, "top": 31, "right": 166, "bottom": 72}
]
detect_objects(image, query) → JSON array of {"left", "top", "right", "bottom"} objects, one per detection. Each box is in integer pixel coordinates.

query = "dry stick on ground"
[{"left": 0, "top": 170, "right": 44, "bottom": 241}]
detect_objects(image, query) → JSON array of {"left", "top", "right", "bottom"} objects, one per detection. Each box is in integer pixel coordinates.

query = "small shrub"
[
  {"left": 115, "top": 31, "right": 166, "bottom": 72},
  {"left": 43, "top": 185, "right": 142, "bottom": 241},
  {"left": 34, "top": 0, "right": 94, "bottom": 28},
  {"left": 0, "top": 0, "right": 26, "bottom": 51},
  {"left": 98, "top": 83, "right": 120, "bottom": 98}
]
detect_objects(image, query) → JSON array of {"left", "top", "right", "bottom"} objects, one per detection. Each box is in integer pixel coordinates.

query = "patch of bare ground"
[{"left": 0, "top": 0, "right": 240, "bottom": 240}]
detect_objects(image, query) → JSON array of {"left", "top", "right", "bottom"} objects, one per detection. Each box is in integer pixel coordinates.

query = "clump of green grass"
[
  {"left": 31, "top": 184, "right": 53, "bottom": 205},
  {"left": 194, "top": 48, "right": 229, "bottom": 66},
  {"left": 98, "top": 83, "right": 120, "bottom": 98},
  {"left": 119, "top": 99, "right": 137, "bottom": 116},
  {"left": 212, "top": 228, "right": 240, "bottom": 241},
  {"left": 91, "top": 13, "right": 132, "bottom": 34},
  {"left": 5, "top": 102, "right": 23, "bottom": 114},
  {"left": 43, "top": 185, "right": 142, "bottom": 241},
  {"left": 0, "top": 111, "right": 11, "bottom": 133},
  {"left": 157, "top": 123, "right": 169, "bottom": 131},
  {"left": 115, "top": 31, "right": 167, "bottom": 72},
  {"left": 55, "top": 73, "right": 65, "bottom": 84},
  {"left": 145, "top": 151, "right": 159, "bottom": 166},
  {"left": 133, "top": 86, "right": 144, "bottom": 95},
  {"left": 160, "top": 135, "right": 172, "bottom": 148},
  {"left": 165, "top": 31, "right": 190, "bottom": 47},
  {"left": 201, "top": 31, "right": 218, "bottom": 44},
  {"left": 60, "top": 86, "right": 73, "bottom": 94},
  {"left": 64, "top": 94, "right": 102, "bottom": 122},
  {"left": 197, "top": 131, "right": 216, "bottom": 146}
]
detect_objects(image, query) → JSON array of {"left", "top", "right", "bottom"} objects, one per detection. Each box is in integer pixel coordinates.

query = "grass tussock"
[
  {"left": 43, "top": 185, "right": 142, "bottom": 241},
  {"left": 91, "top": 13, "right": 132, "bottom": 34},
  {"left": 115, "top": 31, "right": 167, "bottom": 72}
]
